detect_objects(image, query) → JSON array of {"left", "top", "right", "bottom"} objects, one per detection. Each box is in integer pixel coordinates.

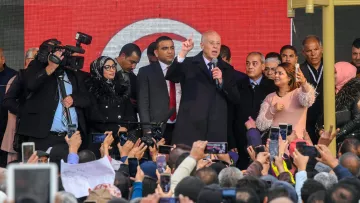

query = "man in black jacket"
[
  {"left": 165, "top": 31, "right": 239, "bottom": 146},
  {"left": 137, "top": 36, "right": 178, "bottom": 144},
  {"left": 16, "top": 40, "right": 90, "bottom": 151},
  {"left": 233, "top": 52, "right": 276, "bottom": 169}
]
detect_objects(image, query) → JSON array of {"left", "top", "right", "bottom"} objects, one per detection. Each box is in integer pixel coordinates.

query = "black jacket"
[
  {"left": 165, "top": 52, "right": 239, "bottom": 146},
  {"left": 17, "top": 60, "right": 90, "bottom": 139},
  {"left": 85, "top": 76, "right": 137, "bottom": 136}
]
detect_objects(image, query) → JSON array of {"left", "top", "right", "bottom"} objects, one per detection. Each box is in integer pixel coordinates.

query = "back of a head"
[
  {"left": 314, "top": 172, "right": 338, "bottom": 189},
  {"left": 78, "top": 150, "right": 96, "bottom": 163},
  {"left": 147, "top": 42, "right": 157, "bottom": 56},
  {"left": 267, "top": 187, "right": 289, "bottom": 202},
  {"left": 325, "top": 183, "right": 360, "bottom": 203},
  {"left": 339, "top": 177, "right": 360, "bottom": 191},
  {"left": 169, "top": 144, "right": 191, "bottom": 169},
  {"left": 269, "top": 197, "right": 293, "bottom": 203},
  {"left": 339, "top": 138, "right": 360, "bottom": 156},
  {"left": 142, "top": 176, "right": 157, "bottom": 197},
  {"left": 56, "top": 191, "right": 77, "bottom": 203},
  {"left": 209, "top": 162, "right": 227, "bottom": 175},
  {"left": 49, "top": 144, "right": 69, "bottom": 172},
  {"left": 119, "top": 43, "right": 141, "bottom": 58},
  {"left": 114, "top": 171, "right": 131, "bottom": 200},
  {"left": 339, "top": 152, "right": 360, "bottom": 176},
  {"left": 175, "top": 152, "right": 190, "bottom": 170},
  {"left": 236, "top": 187, "right": 260, "bottom": 203},
  {"left": 271, "top": 181, "right": 297, "bottom": 203},
  {"left": 301, "top": 179, "right": 325, "bottom": 203},
  {"left": 220, "top": 45, "right": 231, "bottom": 61},
  {"left": 195, "top": 167, "right": 219, "bottom": 185},
  {"left": 197, "top": 184, "right": 222, "bottom": 203},
  {"left": 175, "top": 176, "right": 205, "bottom": 202},
  {"left": 236, "top": 176, "right": 267, "bottom": 202},
  {"left": 307, "top": 190, "right": 325, "bottom": 203},
  {"left": 219, "top": 167, "right": 243, "bottom": 188}
]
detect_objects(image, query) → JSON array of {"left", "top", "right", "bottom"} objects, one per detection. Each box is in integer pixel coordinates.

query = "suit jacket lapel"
[
  {"left": 193, "top": 52, "right": 213, "bottom": 82},
  {"left": 153, "top": 62, "right": 170, "bottom": 99}
]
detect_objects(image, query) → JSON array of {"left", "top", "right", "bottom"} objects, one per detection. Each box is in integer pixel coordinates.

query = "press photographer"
[{"left": 16, "top": 34, "right": 91, "bottom": 151}]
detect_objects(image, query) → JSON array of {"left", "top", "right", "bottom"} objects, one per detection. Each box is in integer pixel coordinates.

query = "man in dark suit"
[
  {"left": 115, "top": 43, "right": 141, "bottom": 113},
  {"left": 220, "top": 44, "right": 246, "bottom": 152},
  {"left": 16, "top": 40, "right": 90, "bottom": 151},
  {"left": 137, "top": 36, "right": 178, "bottom": 144},
  {"left": 233, "top": 52, "right": 276, "bottom": 169},
  {"left": 300, "top": 35, "right": 324, "bottom": 144},
  {"left": 165, "top": 31, "right": 239, "bottom": 146}
]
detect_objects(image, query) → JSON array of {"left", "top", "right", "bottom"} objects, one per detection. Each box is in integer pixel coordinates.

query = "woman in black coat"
[{"left": 85, "top": 56, "right": 136, "bottom": 157}]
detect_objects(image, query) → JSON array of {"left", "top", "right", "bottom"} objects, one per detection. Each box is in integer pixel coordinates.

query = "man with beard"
[{"left": 351, "top": 38, "right": 360, "bottom": 75}]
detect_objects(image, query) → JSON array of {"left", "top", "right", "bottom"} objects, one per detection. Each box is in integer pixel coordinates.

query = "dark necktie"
[
  {"left": 207, "top": 62, "right": 213, "bottom": 76},
  {"left": 251, "top": 82, "right": 257, "bottom": 89}
]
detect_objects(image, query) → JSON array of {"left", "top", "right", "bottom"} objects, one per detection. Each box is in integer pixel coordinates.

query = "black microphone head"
[{"left": 211, "top": 58, "right": 218, "bottom": 66}]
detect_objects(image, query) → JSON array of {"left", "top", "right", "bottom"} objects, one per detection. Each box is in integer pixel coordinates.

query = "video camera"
[{"left": 37, "top": 32, "right": 92, "bottom": 70}]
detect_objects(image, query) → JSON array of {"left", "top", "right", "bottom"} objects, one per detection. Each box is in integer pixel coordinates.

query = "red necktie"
[{"left": 169, "top": 81, "right": 177, "bottom": 121}]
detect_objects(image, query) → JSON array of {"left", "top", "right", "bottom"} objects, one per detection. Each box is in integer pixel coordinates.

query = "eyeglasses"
[
  {"left": 265, "top": 67, "right": 276, "bottom": 72},
  {"left": 103, "top": 64, "right": 117, "bottom": 70}
]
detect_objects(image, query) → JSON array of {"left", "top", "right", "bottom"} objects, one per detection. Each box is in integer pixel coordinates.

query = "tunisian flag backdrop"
[{"left": 24, "top": 0, "right": 290, "bottom": 73}]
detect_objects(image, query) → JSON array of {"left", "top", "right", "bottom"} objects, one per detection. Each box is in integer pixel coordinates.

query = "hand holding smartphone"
[
  {"left": 269, "top": 127, "right": 279, "bottom": 158},
  {"left": 67, "top": 124, "right": 77, "bottom": 138},
  {"left": 22, "top": 142, "right": 35, "bottom": 163},
  {"left": 160, "top": 173, "right": 171, "bottom": 193},
  {"left": 158, "top": 145, "right": 174, "bottom": 154},
  {"left": 279, "top": 123, "right": 288, "bottom": 140},
  {"left": 204, "top": 142, "right": 228, "bottom": 154},
  {"left": 156, "top": 155, "right": 167, "bottom": 174}
]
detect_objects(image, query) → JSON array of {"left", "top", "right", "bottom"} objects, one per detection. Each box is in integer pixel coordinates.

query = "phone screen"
[
  {"left": 159, "top": 198, "right": 179, "bottom": 203},
  {"left": 204, "top": 142, "right": 228, "bottom": 154},
  {"left": 158, "top": 145, "right": 173, "bottom": 154},
  {"left": 270, "top": 127, "right": 279, "bottom": 140},
  {"left": 302, "top": 146, "right": 320, "bottom": 158},
  {"left": 279, "top": 124, "right": 288, "bottom": 140},
  {"left": 128, "top": 158, "right": 138, "bottom": 177},
  {"left": 14, "top": 168, "right": 51, "bottom": 203},
  {"left": 67, "top": 124, "right": 77, "bottom": 138},
  {"left": 156, "top": 155, "right": 167, "bottom": 174},
  {"left": 22, "top": 143, "right": 34, "bottom": 163},
  {"left": 287, "top": 124, "right": 293, "bottom": 136},
  {"left": 160, "top": 174, "right": 171, "bottom": 193},
  {"left": 91, "top": 133, "right": 106, "bottom": 143},
  {"left": 296, "top": 142, "right": 307, "bottom": 154},
  {"left": 119, "top": 132, "right": 128, "bottom": 146},
  {"left": 254, "top": 145, "right": 265, "bottom": 155}
]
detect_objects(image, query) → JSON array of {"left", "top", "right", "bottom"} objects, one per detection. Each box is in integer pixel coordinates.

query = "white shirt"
[{"left": 159, "top": 61, "right": 182, "bottom": 124}]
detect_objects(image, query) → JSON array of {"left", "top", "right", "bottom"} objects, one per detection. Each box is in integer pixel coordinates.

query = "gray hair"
[
  {"left": 247, "top": 52, "right": 265, "bottom": 64},
  {"left": 56, "top": 191, "right": 77, "bottom": 203},
  {"left": 265, "top": 57, "right": 281, "bottom": 65},
  {"left": 339, "top": 152, "right": 360, "bottom": 176},
  {"left": 302, "top": 35, "right": 322, "bottom": 49},
  {"left": 314, "top": 172, "right": 338, "bottom": 190},
  {"left": 25, "top": 47, "right": 38, "bottom": 60},
  {"left": 218, "top": 167, "right": 243, "bottom": 188}
]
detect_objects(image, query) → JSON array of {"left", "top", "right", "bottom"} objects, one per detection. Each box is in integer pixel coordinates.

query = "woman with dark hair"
[
  {"left": 86, "top": 56, "right": 136, "bottom": 156},
  {"left": 256, "top": 62, "right": 315, "bottom": 137}
]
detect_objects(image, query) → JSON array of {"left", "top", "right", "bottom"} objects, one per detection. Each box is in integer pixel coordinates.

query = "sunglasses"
[{"left": 103, "top": 64, "right": 117, "bottom": 70}]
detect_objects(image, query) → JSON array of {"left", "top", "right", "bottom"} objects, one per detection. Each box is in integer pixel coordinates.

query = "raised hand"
[
  {"left": 318, "top": 125, "right": 339, "bottom": 146},
  {"left": 179, "top": 34, "right": 194, "bottom": 58}
]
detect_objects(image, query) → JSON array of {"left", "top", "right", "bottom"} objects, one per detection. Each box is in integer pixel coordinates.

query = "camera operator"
[{"left": 16, "top": 39, "right": 90, "bottom": 151}]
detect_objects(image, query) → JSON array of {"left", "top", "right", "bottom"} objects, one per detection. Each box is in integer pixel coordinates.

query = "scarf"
[{"left": 335, "top": 62, "right": 357, "bottom": 94}]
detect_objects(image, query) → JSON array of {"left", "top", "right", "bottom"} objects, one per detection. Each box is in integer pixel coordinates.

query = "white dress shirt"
[{"left": 159, "top": 61, "right": 181, "bottom": 123}]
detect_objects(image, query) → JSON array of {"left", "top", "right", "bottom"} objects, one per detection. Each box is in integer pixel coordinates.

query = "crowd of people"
[{"left": 0, "top": 31, "right": 360, "bottom": 203}]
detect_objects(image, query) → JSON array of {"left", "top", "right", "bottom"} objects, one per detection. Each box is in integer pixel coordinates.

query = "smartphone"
[
  {"left": 156, "top": 155, "right": 167, "bottom": 174},
  {"left": 160, "top": 174, "right": 171, "bottom": 193},
  {"left": 287, "top": 124, "right": 293, "bottom": 136},
  {"left": 254, "top": 145, "right": 265, "bottom": 155},
  {"left": 270, "top": 127, "right": 280, "bottom": 140},
  {"left": 7, "top": 163, "right": 58, "bottom": 203},
  {"left": 302, "top": 146, "right": 320, "bottom": 158},
  {"left": 295, "top": 63, "right": 300, "bottom": 81},
  {"left": 204, "top": 142, "right": 228, "bottom": 154},
  {"left": 222, "top": 188, "right": 236, "bottom": 202},
  {"left": 159, "top": 198, "right": 179, "bottom": 203},
  {"left": 296, "top": 142, "right": 307, "bottom": 154},
  {"left": 119, "top": 131, "right": 128, "bottom": 146},
  {"left": 128, "top": 158, "right": 138, "bottom": 177},
  {"left": 91, "top": 133, "right": 106, "bottom": 143},
  {"left": 279, "top": 123, "right": 288, "bottom": 140},
  {"left": 22, "top": 142, "right": 35, "bottom": 163},
  {"left": 158, "top": 145, "right": 174, "bottom": 154},
  {"left": 67, "top": 124, "right": 77, "bottom": 138},
  {"left": 269, "top": 127, "right": 279, "bottom": 158}
]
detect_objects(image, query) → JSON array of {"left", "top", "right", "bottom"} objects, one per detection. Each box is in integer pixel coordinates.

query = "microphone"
[
  {"left": 211, "top": 58, "right": 219, "bottom": 85},
  {"left": 159, "top": 108, "right": 176, "bottom": 125}
]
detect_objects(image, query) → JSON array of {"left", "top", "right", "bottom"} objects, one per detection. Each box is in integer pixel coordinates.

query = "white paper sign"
[{"left": 61, "top": 156, "right": 115, "bottom": 198}]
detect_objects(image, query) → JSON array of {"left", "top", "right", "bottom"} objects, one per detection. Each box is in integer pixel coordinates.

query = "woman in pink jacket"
[{"left": 256, "top": 62, "right": 316, "bottom": 138}]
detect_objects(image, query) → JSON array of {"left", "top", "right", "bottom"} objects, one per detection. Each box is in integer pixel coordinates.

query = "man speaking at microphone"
[{"left": 165, "top": 31, "right": 239, "bottom": 146}]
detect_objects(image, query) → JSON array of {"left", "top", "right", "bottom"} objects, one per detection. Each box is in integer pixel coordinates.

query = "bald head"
[
  {"left": 339, "top": 152, "right": 360, "bottom": 176},
  {"left": 302, "top": 35, "right": 322, "bottom": 47},
  {"left": 269, "top": 197, "right": 293, "bottom": 203},
  {"left": 200, "top": 30, "right": 221, "bottom": 61},
  {"left": 302, "top": 35, "right": 323, "bottom": 69}
]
